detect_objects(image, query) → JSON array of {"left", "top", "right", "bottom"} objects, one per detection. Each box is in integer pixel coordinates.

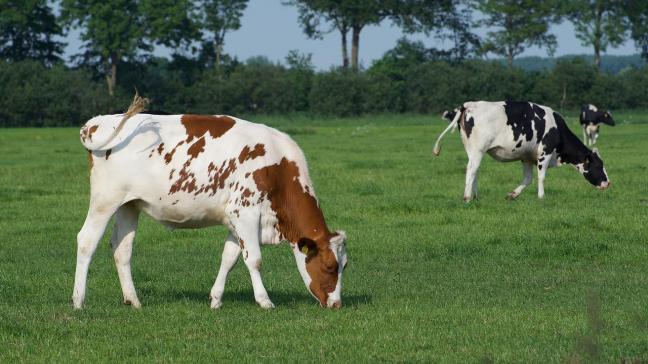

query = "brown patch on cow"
[
  {"left": 80, "top": 125, "right": 99, "bottom": 143},
  {"left": 239, "top": 239, "right": 245, "bottom": 249},
  {"left": 105, "top": 149, "right": 112, "bottom": 160},
  {"left": 239, "top": 188, "right": 255, "bottom": 207},
  {"left": 187, "top": 137, "right": 206, "bottom": 159},
  {"left": 88, "top": 125, "right": 98, "bottom": 141},
  {"left": 169, "top": 169, "right": 175, "bottom": 180},
  {"left": 238, "top": 144, "right": 266, "bottom": 164},
  {"left": 87, "top": 150, "right": 93, "bottom": 171},
  {"left": 180, "top": 114, "right": 235, "bottom": 143},
  {"left": 252, "top": 158, "right": 337, "bottom": 304},
  {"left": 164, "top": 141, "right": 183, "bottom": 164},
  {"left": 157, "top": 143, "right": 165, "bottom": 155}
]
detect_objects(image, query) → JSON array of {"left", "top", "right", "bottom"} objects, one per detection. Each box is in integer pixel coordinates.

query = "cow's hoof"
[
  {"left": 210, "top": 298, "right": 223, "bottom": 309},
  {"left": 463, "top": 196, "right": 472, "bottom": 202},
  {"left": 257, "top": 299, "right": 275, "bottom": 309},
  {"left": 124, "top": 298, "right": 141, "bottom": 309},
  {"left": 506, "top": 192, "right": 519, "bottom": 200},
  {"left": 72, "top": 297, "right": 84, "bottom": 310}
]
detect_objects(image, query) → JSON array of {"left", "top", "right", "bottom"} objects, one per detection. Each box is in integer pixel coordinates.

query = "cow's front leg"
[
  {"left": 507, "top": 162, "right": 533, "bottom": 199},
  {"left": 582, "top": 126, "right": 588, "bottom": 145},
  {"left": 210, "top": 233, "right": 241, "bottom": 309},
  {"left": 110, "top": 203, "right": 141, "bottom": 308},
  {"left": 232, "top": 212, "right": 274, "bottom": 309},
  {"left": 537, "top": 157, "right": 551, "bottom": 199},
  {"left": 464, "top": 152, "right": 484, "bottom": 201}
]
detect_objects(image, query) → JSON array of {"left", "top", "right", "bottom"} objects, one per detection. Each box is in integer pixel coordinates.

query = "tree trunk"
[
  {"left": 593, "top": 3, "right": 603, "bottom": 71},
  {"left": 351, "top": 25, "right": 361, "bottom": 72},
  {"left": 507, "top": 50, "right": 513, "bottom": 68},
  {"left": 215, "top": 42, "right": 222, "bottom": 68},
  {"left": 105, "top": 54, "right": 117, "bottom": 96},
  {"left": 341, "top": 28, "right": 349, "bottom": 69}
]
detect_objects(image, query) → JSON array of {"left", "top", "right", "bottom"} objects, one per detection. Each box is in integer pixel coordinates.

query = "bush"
[{"left": 1, "top": 54, "right": 646, "bottom": 127}]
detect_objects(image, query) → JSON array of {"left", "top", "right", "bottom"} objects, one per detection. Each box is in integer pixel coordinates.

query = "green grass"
[{"left": 1, "top": 113, "right": 647, "bottom": 362}]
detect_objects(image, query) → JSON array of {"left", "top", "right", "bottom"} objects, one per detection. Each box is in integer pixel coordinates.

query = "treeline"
[
  {"left": 3, "top": 42, "right": 648, "bottom": 127},
  {"left": 3, "top": 1, "right": 648, "bottom": 126}
]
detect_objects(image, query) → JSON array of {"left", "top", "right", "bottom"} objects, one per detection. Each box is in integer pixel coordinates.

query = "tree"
[
  {"left": 285, "top": 0, "right": 351, "bottom": 69},
  {"left": 287, "top": 0, "right": 456, "bottom": 71},
  {"left": 0, "top": 0, "right": 64, "bottom": 65},
  {"left": 475, "top": 0, "right": 560, "bottom": 67},
  {"left": 199, "top": 0, "right": 248, "bottom": 68},
  {"left": 625, "top": 1, "right": 648, "bottom": 62},
  {"left": 566, "top": 0, "right": 626, "bottom": 71},
  {"left": 61, "top": 0, "right": 198, "bottom": 96}
]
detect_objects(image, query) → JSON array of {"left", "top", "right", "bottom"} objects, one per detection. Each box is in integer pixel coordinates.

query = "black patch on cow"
[
  {"left": 541, "top": 125, "right": 560, "bottom": 157},
  {"left": 464, "top": 116, "right": 475, "bottom": 138},
  {"left": 442, "top": 110, "right": 457, "bottom": 122},
  {"left": 515, "top": 141, "right": 522, "bottom": 148},
  {"left": 503, "top": 101, "right": 535, "bottom": 142},
  {"left": 532, "top": 104, "right": 546, "bottom": 141}
]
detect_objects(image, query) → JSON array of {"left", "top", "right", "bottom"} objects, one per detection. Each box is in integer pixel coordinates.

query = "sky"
[{"left": 63, "top": 0, "right": 638, "bottom": 70}]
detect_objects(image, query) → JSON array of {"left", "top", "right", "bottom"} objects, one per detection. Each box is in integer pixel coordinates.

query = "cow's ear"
[
  {"left": 330, "top": 230, "right": 347, "bottom": 246},
  {"left": 298, "top": 237, "right": 318, "bottom": 255}
]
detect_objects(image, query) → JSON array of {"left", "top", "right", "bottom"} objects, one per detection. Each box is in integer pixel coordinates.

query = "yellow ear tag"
[{"left": 301, "top": 246, "right": 309, "bottom": 254}]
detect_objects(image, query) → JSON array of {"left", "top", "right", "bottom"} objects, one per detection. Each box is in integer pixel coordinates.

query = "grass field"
[{"left": 1, "top": 113, "right": 647, "bottom": 362}]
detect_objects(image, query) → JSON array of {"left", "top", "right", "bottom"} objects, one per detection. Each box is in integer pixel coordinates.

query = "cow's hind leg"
[
  {"left": 72, "top": 201, "right": 121, "bottom": 309},
  {"left": 507, "top": 162, "right": 533, "bottom": 199},
  {"left": 110, "top": 202, "right": 141, "bottom": 308},
  {"left": 464, "top": 152, "right": 484, "bottom": 201},
  {"left": 231, "top": 211, "right": 274, "bottom": 309},
  {"left": 210, "top": 232, "right": 241, "bottom": 309}
]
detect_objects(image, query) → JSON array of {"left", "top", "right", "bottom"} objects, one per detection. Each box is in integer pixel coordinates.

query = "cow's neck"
[
  {"left": 554, "top": 116, "right": 590, "bottom": 165},
  {"left": 253, "top": 158, "right": 332, "bottom": 245}
]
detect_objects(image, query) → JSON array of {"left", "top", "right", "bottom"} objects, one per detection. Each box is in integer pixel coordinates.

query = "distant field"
[{"left": 1, "top": 113, "right": 647, "bottom": 362}]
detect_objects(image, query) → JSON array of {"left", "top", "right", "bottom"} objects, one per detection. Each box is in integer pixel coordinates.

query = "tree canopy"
[{"left": 0, "top": 0, "right": 64, "bottom": 65}]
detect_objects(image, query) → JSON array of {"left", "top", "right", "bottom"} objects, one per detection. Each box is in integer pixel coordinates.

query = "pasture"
[{"left": 1, "top": 113, "right": 647, "bottom": 362}]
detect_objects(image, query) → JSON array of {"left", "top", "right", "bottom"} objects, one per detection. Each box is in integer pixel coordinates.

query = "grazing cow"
[
  {"left": 74, "top": 95, "right": 348, "bottom": 309},
  {"left": 579, "top": 104, "right": 615, "bottom": 146},
  {"left": 441, "top": 109, "right": 459, "bottom": 122},
  {"left": 433, "top": 101, "right": 610, "bottom": 200}
]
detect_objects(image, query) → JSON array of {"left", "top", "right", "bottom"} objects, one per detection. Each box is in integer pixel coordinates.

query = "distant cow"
[
  {"left": 434, "top": 101, "right": 610, "bottom": 200},
  {"left": 74, "top": 95, "right": 348, "bottom": 310},
  {"left": 580, "top": 104, "right": 615, "bottom": 146}
]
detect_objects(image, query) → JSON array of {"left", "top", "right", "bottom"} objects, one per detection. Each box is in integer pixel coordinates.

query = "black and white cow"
[
  {"left": 434, "top": 101, "right": 610, "bottom": 200},
  {"left": 580, "top": 104, "right": 615, "bottom": 146}
]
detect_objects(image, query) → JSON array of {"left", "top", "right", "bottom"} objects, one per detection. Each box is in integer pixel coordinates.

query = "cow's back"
[
  {"left": 82, "top": 114, "right": 314, "bottom": 241},
  {"left": 460, "top": 101, "right": 559, "bottom": 162}
]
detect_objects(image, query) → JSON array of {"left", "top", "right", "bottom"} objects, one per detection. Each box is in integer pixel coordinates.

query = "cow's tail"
[
  {"left": 81, "top": 92, "right": 149, "bottom": 151},
  {"left": 433, "top": 110, "right": 461, "bottom": 156}
]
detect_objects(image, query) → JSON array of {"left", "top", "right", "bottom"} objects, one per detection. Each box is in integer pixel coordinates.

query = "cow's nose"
[
  {"left": 598, "top": 181, "right": 610, "bottom": 190},
  {"left": 328, "top": 300, "right": 342, "bottom": 309}
]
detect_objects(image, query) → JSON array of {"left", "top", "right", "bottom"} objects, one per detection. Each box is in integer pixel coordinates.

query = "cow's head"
[
  {"left": 575, "top": 149, "right": 610, "bottom": 190},
  {"left": 292, "top": 231, "right": 348, "bottom": 308},
  {"left": 598, "top": 111, "right": 615, "bottom": 126}
]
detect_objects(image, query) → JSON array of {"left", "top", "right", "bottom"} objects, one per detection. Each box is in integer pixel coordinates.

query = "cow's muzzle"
[{"left": 597, "top": 181, "right": 610, "bottom": 190}]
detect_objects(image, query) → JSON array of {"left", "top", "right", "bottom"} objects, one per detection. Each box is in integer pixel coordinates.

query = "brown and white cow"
[{"left": 74, "top": 96, "right": 348, "bottom": 309}]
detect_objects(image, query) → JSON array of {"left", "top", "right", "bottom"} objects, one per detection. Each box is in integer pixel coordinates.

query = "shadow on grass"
[{"left": 150, "top": 287, "right": 372, "bottom": 308}]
